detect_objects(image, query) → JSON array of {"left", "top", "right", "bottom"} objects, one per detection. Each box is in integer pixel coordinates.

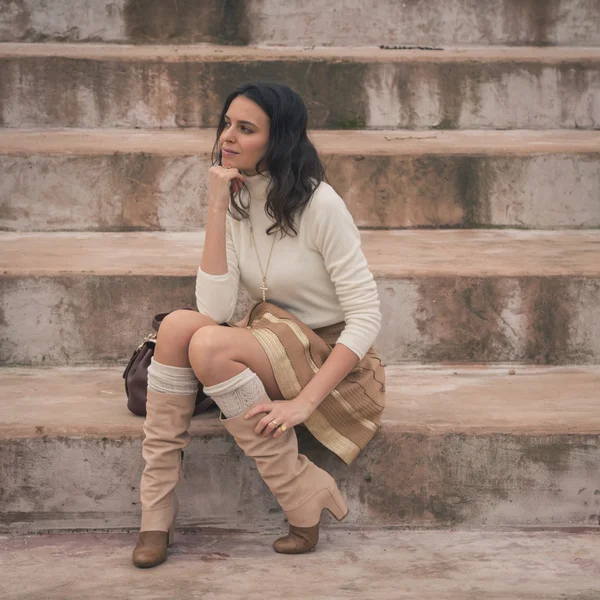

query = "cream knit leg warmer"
[
  {"left": 147, "top": 356, "right": 199, "bottom": 395},
  {"left": 203, "top": 367, "right": 268, "bottom": 418}
]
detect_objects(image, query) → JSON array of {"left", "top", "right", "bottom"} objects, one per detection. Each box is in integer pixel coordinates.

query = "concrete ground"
[{"left": 0, "top": 529, "right": 598, "bottom": 600}]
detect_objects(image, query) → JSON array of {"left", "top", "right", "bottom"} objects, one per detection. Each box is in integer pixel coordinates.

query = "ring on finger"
[
  {"left": 280, "top": 424, "right": 287, "bottom": 432},
  {"left": 270, "top": 419, "right": 279, "bottom": 428}
]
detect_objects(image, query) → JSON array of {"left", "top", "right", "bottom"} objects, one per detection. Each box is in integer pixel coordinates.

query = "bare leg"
[{"left": 188, "top": 325, "right": 283, "bottom": 400}]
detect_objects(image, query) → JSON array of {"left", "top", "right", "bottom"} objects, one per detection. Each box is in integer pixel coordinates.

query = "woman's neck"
[{"left": 242, "top": 168, "right": 270, "bottom": 177}]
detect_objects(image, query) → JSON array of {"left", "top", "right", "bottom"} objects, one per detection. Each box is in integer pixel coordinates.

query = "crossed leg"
[{"left": 154, "top": 309, "right": 283, "bottom": 400}]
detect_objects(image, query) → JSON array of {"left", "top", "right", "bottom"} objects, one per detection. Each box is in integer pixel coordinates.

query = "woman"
[{"left": 132, "top": 82, "right": 386, "bottom": 568}]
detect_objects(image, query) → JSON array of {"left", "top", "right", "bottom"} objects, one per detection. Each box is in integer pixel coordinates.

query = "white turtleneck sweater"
[{"left": 195, "top": 172, "right": 381, "bottom": 361}]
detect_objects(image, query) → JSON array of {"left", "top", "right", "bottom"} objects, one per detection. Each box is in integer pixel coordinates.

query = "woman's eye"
[{"left": 224, "top": 122, "right": 251, "bottom": 134}]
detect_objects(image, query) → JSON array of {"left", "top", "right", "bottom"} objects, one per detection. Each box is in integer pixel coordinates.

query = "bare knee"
[
  {"left": 187, "top": 327, "right": 283, "bottom": 398},
  {"left": 155, "top": 310, "right": 218, "bottom": 365},
  {"left": 187, "top": 326, "right": 228, "bottom": 379}
]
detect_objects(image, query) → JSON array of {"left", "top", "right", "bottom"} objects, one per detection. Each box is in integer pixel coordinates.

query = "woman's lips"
[{"left": 222, "top": 149, "right": 238, "bottom": 156}]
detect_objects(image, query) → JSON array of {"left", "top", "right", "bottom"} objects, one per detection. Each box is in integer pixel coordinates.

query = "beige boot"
[
  {"left": 132, "top": 389, "right": 196, "bottom": 568},
  {"left": 219, "top": 396, "right": 349, "bottom": 554}
]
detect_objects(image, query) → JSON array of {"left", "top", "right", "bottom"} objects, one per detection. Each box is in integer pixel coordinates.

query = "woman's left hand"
[{"left": 244, "top": 397, "right": 315, "bottom": 439}]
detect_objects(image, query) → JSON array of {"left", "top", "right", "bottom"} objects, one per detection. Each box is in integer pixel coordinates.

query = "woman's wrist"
[
  {"left": 297, "top": 392, "right": 321, "bottom": 412},
  {"left": 207, "top": 204, "right": 228, "bottom": 217}
]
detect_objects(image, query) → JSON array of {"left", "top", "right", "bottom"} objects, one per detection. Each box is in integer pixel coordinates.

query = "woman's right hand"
[{"left": 208, "top": 166, "right": 245, "bottom": 212}]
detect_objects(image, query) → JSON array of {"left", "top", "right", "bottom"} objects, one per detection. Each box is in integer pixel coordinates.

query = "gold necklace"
[{"left": 249, "top": 221, "right": 277, "bottom": 302}]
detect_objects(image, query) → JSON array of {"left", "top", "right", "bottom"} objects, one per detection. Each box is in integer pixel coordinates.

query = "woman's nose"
[{"left": 221, "top": 128, "right": 236, "bottom": 144}]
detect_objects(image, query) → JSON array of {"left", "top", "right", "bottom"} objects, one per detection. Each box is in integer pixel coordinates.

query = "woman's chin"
[{"left": 221, "top": 156, "right": 253, "bottom": 173}]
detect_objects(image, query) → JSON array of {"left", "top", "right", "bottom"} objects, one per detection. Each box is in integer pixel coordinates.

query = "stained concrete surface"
[
  {"left": 2, "top": 128, "right": 598, "bottom": 156},
  {"left": 0, "top": 529, "right": 598, "bottom": 599},
  {"left": 1, "top": 46, "right": 599, "bottom": 130},
  {"left": 3, "top": 230, "right": 600, "bottom": 277},
  {"left": 3, "top": 364, "right": 600, "bottom": 438},
  {"left": 2, "top": 365, "right": 600, "bottom": 532},
  {"left": 2, "top": 44, "right": 599, "bottom": 62},
  {"left": 2, "top": 129, "right": 599, "bottom": 231},
  {"left": 2, "top": 231, "right": 600, "bottom": 364},
  {"left": 1, "top": 0, "right": 599, "bottom": 46}
]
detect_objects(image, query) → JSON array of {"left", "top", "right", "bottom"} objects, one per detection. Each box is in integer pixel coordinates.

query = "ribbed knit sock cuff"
[
  {"left": 147, "top": 356, "right": 199, "bottom": 395},
  {"left": 203, "top": 368, "right": 267, "bottom": 418}
]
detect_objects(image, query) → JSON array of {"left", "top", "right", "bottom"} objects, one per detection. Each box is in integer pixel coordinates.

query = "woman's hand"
[
  {"left": 208, "top": 165, "right": 245, "bottom": 212},
  {"left": 243, "top": 397, "right": 315, "bottom": 439}
]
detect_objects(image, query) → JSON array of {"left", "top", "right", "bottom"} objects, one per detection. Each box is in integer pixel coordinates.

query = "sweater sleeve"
[
  {"left": 309, "top": 185, "right": 382, "bottom": 361},
  {"left": 195, "top": 213, "right": 240, "bottom": 324}
]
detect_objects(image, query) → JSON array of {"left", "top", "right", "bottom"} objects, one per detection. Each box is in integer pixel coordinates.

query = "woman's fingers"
[
  {"left": 244, "top": 403, "right": 270, "bottom": 420},
  {"left": 261, "top": 419, "right": 281, "bottom": 438},
  {"left": 254, "top": 413, "right": 275, "bottom": 435},
  {"left": 229, "top": 178, "right": 243, "bottom": 195},
  {"left": 272, "top": 425, "right": 287, "bottom": 440},
  {"left": 208, "top": 165, "right": 244, "bottom": 210},
  {"left": 255, "top": 412, "right": 285, "bottom": 437},
  {"left": 246, "top": 404, "right": 277, "bottom": 435},
  {"left": 244, "top": 402, "right": 291, "bottom": 438}
]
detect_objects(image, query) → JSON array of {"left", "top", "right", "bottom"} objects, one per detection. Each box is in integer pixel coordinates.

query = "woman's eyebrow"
[{"left": 224, "top": 115, "right": 257, "bottom": 127}]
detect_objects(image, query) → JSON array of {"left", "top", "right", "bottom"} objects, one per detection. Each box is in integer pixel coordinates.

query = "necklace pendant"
[{"left": 260, "top": 279, "right": 268, "bottom": 302}]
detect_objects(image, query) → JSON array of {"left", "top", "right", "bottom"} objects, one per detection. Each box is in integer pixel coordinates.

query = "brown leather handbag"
[{"left": 123, "top": 308, "right": 217, "bottom": 417}]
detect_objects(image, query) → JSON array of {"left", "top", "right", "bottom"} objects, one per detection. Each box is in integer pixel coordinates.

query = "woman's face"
[{"left": 219, "top": 95, "right": 270, "bottom": 175}]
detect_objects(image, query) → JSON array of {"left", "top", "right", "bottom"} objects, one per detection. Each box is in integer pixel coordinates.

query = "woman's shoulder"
[{"left": 306, "top": 179, "right": 345, "bottom": 214}]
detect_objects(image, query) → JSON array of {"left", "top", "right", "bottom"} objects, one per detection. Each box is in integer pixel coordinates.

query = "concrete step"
[
  {"left": 1, "top": 0, "right": 599, "bottom": 47},
  {"left": 1, "top": 530, "right": 599, "bottom": 600},
  {"left": 1, "top": 44, "right": 598, "bottom": 129},
  {"left": 1, "top": 128, "right": 599, "bottom": 231},
  {"left": 2, "top": 229, "right": 600, "bottom": 365},
  {"left": 1, "top": 364, "right": 599, "bottom": 533}
]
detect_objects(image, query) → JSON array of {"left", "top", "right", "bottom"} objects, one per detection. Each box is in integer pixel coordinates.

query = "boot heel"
[{"left": 324, "top": 487, "right": 349, "bottom": 522}]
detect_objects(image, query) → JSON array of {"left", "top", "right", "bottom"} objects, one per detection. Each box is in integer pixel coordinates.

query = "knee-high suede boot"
[
  {"left": 132, "top": 389, "right": 196, "bottom": 568},
  {"left": 219, "top": 395, "right": 349, "bottom": 554}
]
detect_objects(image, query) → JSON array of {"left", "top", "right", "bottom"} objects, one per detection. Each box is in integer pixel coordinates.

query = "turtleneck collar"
[{"left": 242, "top": 170, "right": 272, "bottom": 203}]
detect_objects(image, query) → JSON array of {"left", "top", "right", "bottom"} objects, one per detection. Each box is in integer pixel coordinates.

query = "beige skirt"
[{"left": 226, "top": 301, "right": 386, "bottom": 465}]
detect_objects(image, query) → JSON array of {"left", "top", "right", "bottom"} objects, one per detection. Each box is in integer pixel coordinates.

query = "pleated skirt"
[{"left": 226, "top": 301, "right": 386, "bottom": 465}]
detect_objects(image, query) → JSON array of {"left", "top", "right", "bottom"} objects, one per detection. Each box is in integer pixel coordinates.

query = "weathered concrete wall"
[
  {"left": 2, "top": 429, "right": 599, "bottom": 532},
  {"left": 1, "top": 274, "right": 600, "bottom": 365},
  {"left": 1, "top": 0, "right": 599, "bottom": 46},
  {"left": 1, "top": 53, "right": 598, "bottom": 129},
  {"left": 2, "top": 362, "right": 598, "bottom": 533},
  {"left": 2, "top": 152, "right": 599, "bottom": 231},
  {"left": 378, "top": 277, "right": 600, "bottom": 364}
]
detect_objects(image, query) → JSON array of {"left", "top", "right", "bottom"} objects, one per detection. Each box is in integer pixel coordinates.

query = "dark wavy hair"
[{"left": 211, "top": 82, "right": 328, "bottom": 238}]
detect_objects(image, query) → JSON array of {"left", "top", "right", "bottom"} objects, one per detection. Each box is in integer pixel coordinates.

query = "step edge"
[
  {"left": 3, "top": 422, "right": 600, "bottom": 441},
  {"left": 1, "top": 128, "right": 599, "bottom": 157},
  {"left": 1, "top": 42, "right": 600, "bottom": 62}
]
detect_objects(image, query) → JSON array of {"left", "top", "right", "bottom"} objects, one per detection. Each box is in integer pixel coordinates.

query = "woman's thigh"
[{"left": 188, "top": 325, "right": 284, "bottom": 401}]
